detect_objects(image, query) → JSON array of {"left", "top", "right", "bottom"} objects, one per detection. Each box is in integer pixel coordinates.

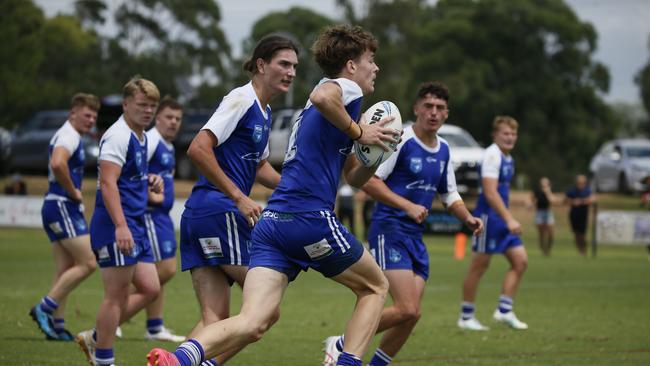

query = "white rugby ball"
[{"left": 354, "top": 101, "right": 402, "bottom": 168}]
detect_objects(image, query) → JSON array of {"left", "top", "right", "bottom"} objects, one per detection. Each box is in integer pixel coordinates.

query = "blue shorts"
[
  {"left": 41, "top": 199, "right": 88, "bottom": 242},
  {"left": 144, "top": 212, "right": 177, "bottom": 262},
  {"left": 473, "top": 213, "right": 523, "bottom": 254},
  {"left": 368, "top": 231, "right": 429, "bottom": 280},
  {"left": 249, "top": 210, "right": 365, "bottom": 282},
  {"left": 180, "top": 211, "right": 251, "bottom": 271},
  {"left": 535, "top": 209, "right": 555, "bottom": 225},
  {"left": 90, "top": 210, "right": 154, "bottom": 268}
]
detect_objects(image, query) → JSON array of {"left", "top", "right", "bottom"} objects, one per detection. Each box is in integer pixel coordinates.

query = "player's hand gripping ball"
[{"left": 354, "top": 101, "right": 402, "bottom": 168}]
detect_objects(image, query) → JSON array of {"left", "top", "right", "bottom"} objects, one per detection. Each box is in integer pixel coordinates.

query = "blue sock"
[
  {"left": 368, "top": 348, "right": 392, "bottom": 366},
  {"left": 200, "top": 359, "right": 219, "bottom": 366},
  {"left": 147, "top": 318, "right": 164, "bottom": 334},
  {"left": 39, "top": 296, "right": 59, "bottom": 315},
  {"left": 337, "top": 352, "right": 362, "bottom": 366},
  {"left": 95, "top": 348, "right": 114, "bottom": 366},
  {"left": 336, "top": 335, "right": 345, "bottom": 352},
  {"left": 174, "top": 339, "right": 205, "bottom": 366},
  {"left": 461, "top": 301, "right": 475, "bottom": 320},
  {"left": 53, "top": 318, "right": 65, "bottom": 334},
  {"left": 498, "top": 295, "right": 513, "bottom": 314}
]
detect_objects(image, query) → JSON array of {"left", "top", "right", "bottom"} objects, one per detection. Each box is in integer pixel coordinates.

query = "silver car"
[{"left": 589, "top": 138, "right": 650, "bottom": 193}]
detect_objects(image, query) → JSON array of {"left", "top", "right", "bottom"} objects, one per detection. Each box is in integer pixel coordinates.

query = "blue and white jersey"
[
  {"left": 267, "top": 78, "right": 364, "bottom": 212},
  {"left": 45, "top": 121, "right": 85, "bottom": 201},
  {"left": 94, "top": 116, "right": 148, "bottom": 218},
  {"left": 474, "top": 143, "right": 515, "bottom": 215},
  {"left": 370, "top": 126, "right": 461, "bottom": 234},
  {"left": 146, "top": 127, "right": 175, "bottom": 214},
  {"left": 184, "top": 82, "right": 271, "bottom": 217}
]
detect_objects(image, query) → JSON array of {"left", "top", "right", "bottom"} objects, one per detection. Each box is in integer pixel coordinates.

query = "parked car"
[
  {"left": 8, "top": 110, "right": 99, "bottom": 174},
  {"left": 589, "top": 138, "right": 650, "bottom": 193},
  {"left": 173, "top": 109, "right": 213, "bottom": 179},
  {"left": 437, "top": 124, "right": 485, "bottom": 194}
]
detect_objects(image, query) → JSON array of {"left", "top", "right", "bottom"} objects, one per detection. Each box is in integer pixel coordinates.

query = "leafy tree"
[
  {"left": 636, "top": 35, "right": 650, "bottom": 134},
  {"left": 108, "top": 0, "right": 232, "bottom": 104},
  {"left": 0, "top": 0, "right": 107, "bottom": 128},
  {"left": 0, "top": 0, "right": 46, "bottom": 127},
  {"left": 344, "top": 0, "right": 618, "bottom": 186}
]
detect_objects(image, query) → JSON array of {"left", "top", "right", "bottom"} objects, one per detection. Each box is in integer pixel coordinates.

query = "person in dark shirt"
[
  {"left": 531, "top": 177, "right": 557, "bottom": 256},
  {"left": 4, "top": 173, "right": 27, "bottom": 195},
  {"left": 564, "top": 174, "right": 595, "bottom": 256}
]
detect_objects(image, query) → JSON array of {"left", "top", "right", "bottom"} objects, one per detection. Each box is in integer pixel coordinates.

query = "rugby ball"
[{"left": 354, "top": 101, "right": 402, "bottom": 168}]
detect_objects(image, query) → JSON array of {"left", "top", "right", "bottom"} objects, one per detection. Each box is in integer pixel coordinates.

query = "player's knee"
[
  {"left": 83, "top": 258, "right": 98, "bottom": 275},
  {"left": 375, "top": 273, "right": 390, "bottom": 298},
  {"left": 158, "top": 266, "right": 176, "bottom": 285},
  {"left": 268, "top": 308, "right": 281, "bottom": 327},
  {"left": 396, "top": 304, "right": 421, "bottom": 324},
  {"left": 242, "top": 317, "right": 273, "bottom": 343},
  {"left": 140, "top": 280, "right": 161, "bottom": 302},
  {"left": 513, "top": 258, "right": 528, "bottom": 273}
]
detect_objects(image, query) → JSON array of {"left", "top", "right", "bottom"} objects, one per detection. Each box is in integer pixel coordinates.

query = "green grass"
[{"left": 1, "top": 222, "right": 649, "bottom": 365}]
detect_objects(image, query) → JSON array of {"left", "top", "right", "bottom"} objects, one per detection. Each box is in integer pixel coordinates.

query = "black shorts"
[{"left": 569, "top": 208, "right": 588, "bottom": 234}]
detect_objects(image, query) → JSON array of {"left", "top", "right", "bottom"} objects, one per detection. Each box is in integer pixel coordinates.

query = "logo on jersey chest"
[
  {"left": 439, "top": 160, "right": 446, "bottom": 174},
  {"left": 135, "top": 151, "right": 143, "bottom": 168},
  {"left": 252, "top": 125, "right": 264, "bottom": 143},
  {"left": 161, "top": 152, "right": 173, "bottom": 166},
  {"left": 410, "top": 157, "right": 423, "bottom": 173},
  {"left": 501, "top": 164, "right": 514, "bottom": 177}
]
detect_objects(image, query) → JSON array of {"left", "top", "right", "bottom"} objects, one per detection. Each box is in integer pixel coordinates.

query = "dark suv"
[{"left": 8, "top": 110, "right": 99, "bottom": 174}]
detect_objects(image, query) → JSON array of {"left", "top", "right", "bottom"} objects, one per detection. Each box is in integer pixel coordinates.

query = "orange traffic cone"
[{"left": 454, "top": 232, "right": 467, "bottom": 260}]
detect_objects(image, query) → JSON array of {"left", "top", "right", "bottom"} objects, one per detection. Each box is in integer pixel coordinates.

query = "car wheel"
[{"left": 176, "top": 156, "right": 195, "bottom": 180}]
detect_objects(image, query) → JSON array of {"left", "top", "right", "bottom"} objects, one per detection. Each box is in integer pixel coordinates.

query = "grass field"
[{"left": 1, "top": 180, "right": 650, "bottom": 365}]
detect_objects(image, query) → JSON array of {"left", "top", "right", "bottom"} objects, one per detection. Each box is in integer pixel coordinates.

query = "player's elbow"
[
  {"left": 50, "top": 159, "right": 66, "bottom": 174},
  {"left": 309, "top": 88, "right": 328, "bottom": 108}
]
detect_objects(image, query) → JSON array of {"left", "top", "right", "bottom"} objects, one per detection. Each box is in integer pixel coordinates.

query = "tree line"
[{"left": 1, "top": 0, "right": 649, "bottom": 187}]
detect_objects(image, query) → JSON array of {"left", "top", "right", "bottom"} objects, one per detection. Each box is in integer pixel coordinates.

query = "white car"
[
  {"left": 438, "top": 124, "right": 485, "bottom": 193},
  {"left": 589, "top": 138, "right": 650, "bottom": 193},
  {"left": 268, "top": 109, "right": 302, "bottom": 167}
]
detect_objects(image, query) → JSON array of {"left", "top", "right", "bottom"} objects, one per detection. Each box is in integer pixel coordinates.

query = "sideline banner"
[
  {"left": 0, "top": 195, "right": 43, "bottom": 227},
  {"left": 596, "top": 210, "right": 650, "bottom": 245},
  {"left": 0, "top": 196, "right": 265, "bottom": 231},
  {"left": 0, "top": 195, "right": 189, "bottom": 229}
]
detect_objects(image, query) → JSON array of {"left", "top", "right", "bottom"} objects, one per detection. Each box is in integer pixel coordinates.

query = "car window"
[
  {"left": 181, "top": 112, "right": 211, "bottom": 134},
  {"left": 23, "top": 112, "right": 68, "bottom": 131},
  {"left": 625, "top": 146, "right": 650, "bottom": 158},
  {"left": 598, "top": 143, "right": 612, "bottom": 156},
  {"left": 439, "top": 130, "right": 480, "bottom": 148}
]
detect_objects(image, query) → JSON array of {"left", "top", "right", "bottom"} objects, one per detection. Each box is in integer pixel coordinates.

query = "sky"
[{"left": 34, "top": 0, "right": 650, "bottom": 105}]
